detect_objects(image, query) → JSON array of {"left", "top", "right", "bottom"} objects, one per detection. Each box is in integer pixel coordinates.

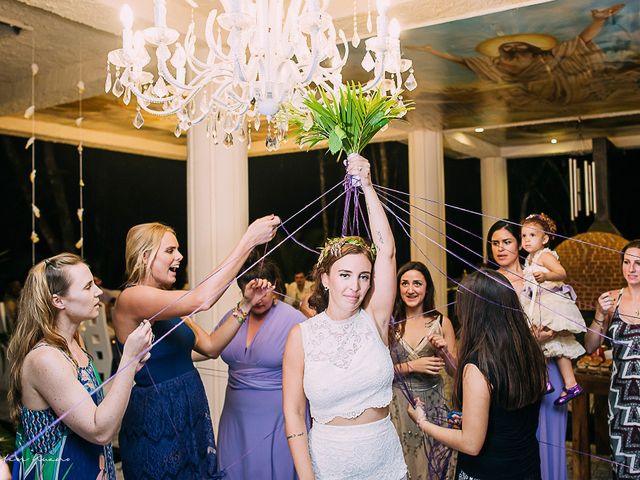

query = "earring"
[{"left": 323, "top": 286, "right": 329, "bottom": 292}]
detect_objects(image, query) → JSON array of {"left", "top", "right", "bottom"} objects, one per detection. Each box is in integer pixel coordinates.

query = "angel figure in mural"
[{"left": 409, "top": 3, "right": 625, "bottom": 106}]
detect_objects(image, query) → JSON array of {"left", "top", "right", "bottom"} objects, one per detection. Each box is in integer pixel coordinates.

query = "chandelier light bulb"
[
  {"left": 120, "top": 5, "right": 134, "bottom": 30},
  {"left": 376, "top": 0, "right": 390, "bottom": 16},
  {"left": 120, "top": 5, "right": 135, "bottom": 55},
  {"left": 153, "top": 0, "right": 167, "bottom": 28},
  {"left": 389, "top": 18, "right": 400, "bottom": 40}
]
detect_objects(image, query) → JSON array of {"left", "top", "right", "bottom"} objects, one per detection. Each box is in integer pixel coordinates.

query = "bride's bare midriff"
[{"left": 326, "top": 406, "right": 389, "bottom": 426}]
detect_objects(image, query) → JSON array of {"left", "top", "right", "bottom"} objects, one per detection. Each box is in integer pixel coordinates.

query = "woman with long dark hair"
[
  {"left": 408, "top": 269, "right": 547, "bottom": 480},
  {"left": 388, "top": 261, "right": 456, "bottom": 480},
  {"left": 487, "top": 219, "right": 568, "bottom": 480}
]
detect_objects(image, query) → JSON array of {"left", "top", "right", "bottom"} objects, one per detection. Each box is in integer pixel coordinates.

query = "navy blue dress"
[{"left": 118, "top": 318, "right": 220, "bottom": 479}]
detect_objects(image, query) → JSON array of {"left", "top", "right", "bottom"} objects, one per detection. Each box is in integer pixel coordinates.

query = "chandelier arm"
[
  {"left": 209, "top": 41, "right": 233, "bottom": 64},
  {"left": 183, "top": 24, "right": 204, "bottom": 74},
  {"left": 333, "top": 32, "right": 350, "bottom": 70},
  {"left": 185, "top": 108, "right": 210, "bottom": 126},
  {"left": 214, "top": 83, "right": 252, "bottom": 114},
  {"left": 300, "top": 44, "right": 322, "bottom": 84},
  {"left": 158, "top": 61, "right": 234, "bottom": 94},
  {"left": 231, "top": 49, "right": 248, "bottom": 84},
  {"left": 128, "top": 83, "right": 183, "bottom": 105},
  {"left": 210, "top": 80, "right": 242, "bottom": 105},
  {"left": 207, "top": 28, "right": 234, "bottom": 64},
  {"left": 225, "top": 89, "right": 248, "bottom": 107},
  {"left": 185, "top": 55, "right": 207, "bottom": 77},
  {"left": 204, "top": 9, "right": 229, "bottom": 62},
  {"left": 183, "top": 37, "right": 210, "bottom": 76},
  {"left": 129, "top": 85, "right": 200, "bottom": 117},
  {"left": 362, "top": 52, "right": 386, "bottom": 92},
  {"left": 158, "top": 61, "right": 199, "bottom": 92},
  {"left": 135, "top": 99, "right": 191, "bottom": 117}
]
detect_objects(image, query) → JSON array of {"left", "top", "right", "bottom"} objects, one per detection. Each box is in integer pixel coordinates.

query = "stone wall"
[{"left": 556, "top": 232, "right": 628, "bottom": 310}]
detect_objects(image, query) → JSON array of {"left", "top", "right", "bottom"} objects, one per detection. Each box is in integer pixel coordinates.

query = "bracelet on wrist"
[
  {"left": 593, "top": 317, "right": 605, "bottom": 325},
  {"left": 232, "top": 301, "right": 250, "bottom": 325}
]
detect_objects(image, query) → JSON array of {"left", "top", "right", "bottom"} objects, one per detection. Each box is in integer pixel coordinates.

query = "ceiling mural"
[{"left": 397, "top": 0, "right": 640, "bottom": 129}]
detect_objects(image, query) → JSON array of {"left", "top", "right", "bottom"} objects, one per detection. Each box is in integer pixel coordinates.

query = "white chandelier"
[{"left": 106, "top": 0, "right": 416, "bottom": 150}]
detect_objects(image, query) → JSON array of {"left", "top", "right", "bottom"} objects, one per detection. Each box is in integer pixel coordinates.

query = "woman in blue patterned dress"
[
  {"left": 113, "top": 217, "right": 279, "bottom": 479},
  {"left": 586, "top": 239, "right": 640, "bottom": 480},
  {"left": 7, "top": 253, "right": 153, "bottom": 479}
]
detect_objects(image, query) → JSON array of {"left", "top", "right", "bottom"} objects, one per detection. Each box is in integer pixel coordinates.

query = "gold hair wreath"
[{"left": 316, "top": 237, "right": 377, "bottom": 267}]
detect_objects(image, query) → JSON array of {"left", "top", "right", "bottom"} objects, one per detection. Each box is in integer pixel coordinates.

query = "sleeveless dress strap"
[
  {"left": 613, "top": 288, "right": 625, "bottom": 315},
  {"left": 33, "top": 342, "right": 90, "bottom": 371},
  {"left": 616, "top": 288, "right": 624, "bottom": 308}
]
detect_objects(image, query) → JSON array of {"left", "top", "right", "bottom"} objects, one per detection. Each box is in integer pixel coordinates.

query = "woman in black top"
[{"left": 408, "top": 269, "right": 547, "bottom": 480}]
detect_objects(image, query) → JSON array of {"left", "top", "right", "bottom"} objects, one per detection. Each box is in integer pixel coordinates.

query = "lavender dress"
[
  {"left": 217, "top": 301, "right": 306, "bottom": 479},
  {"left": 537, "top": 359, "right": 568, "bottom": 480}
]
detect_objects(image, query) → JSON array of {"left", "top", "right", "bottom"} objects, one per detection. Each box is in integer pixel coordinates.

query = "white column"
[
  {"left": 187, "top": 124, "right": 249, "bottom": 435},
  {"left": 408, "top": 129, "right": 447, "bottom": 310},
  {"left": 480, "top": 157, "right": 509, "bottom": 258}
]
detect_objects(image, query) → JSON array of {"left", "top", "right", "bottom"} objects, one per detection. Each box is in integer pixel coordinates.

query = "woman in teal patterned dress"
[
  {"left": 586, "top": 240, "right": 640, "bottom": 480},
  {"left": 7, "top": 253, "right": 152, "bottom": 479}
]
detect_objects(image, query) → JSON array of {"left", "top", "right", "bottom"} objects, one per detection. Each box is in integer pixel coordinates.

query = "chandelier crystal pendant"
[{"left": 106, "top": 0, "right": 415, "bottom": 150}]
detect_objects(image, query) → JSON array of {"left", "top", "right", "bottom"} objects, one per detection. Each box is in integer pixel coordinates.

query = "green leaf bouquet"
[{"left": 288, "top": 83, "right": 414, "bottom": 162}]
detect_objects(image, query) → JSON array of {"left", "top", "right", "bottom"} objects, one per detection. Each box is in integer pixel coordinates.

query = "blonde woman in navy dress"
[
  {"left": 283, "top": 154, "right": 407, "bottom": 480},
  {"left": 113, "top": 217, "right": 279, "bottom": 479}
]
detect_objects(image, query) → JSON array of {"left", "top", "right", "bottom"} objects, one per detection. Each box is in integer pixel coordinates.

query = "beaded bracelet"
[{"left": 232, "top": 301, "right": 249, "bottom": 325}]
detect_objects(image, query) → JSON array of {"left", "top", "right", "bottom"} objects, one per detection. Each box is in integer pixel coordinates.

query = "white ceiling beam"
[
  {"left": 445, "top": 109, "right": 640, "bottom": 133},
  {"left": 0, "top": 116, "right": 186, "bottom": 160},
  {"left": 610, "top": 134, "right": 640, "bottom": 150},
  {"left": 500, "top": 139, "right": 593, "bottom": 159},
  {"left": 444, "top": 131, "right": 501, "bottom": 158}
]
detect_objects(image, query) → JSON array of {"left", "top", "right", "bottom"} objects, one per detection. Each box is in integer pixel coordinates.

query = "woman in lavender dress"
[
  {"left": 217, "top": 259, "right": 306, "bottom": 479},
  {"left": 487, "top": 220, "right": 567, "bottom": 480}
]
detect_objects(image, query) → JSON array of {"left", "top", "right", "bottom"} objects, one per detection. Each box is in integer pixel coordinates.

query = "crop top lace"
[{"left": 299, "top": 309, "right": 394, "bottom": 424}]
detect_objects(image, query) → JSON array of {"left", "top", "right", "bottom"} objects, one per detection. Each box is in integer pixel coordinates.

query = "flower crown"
[{"left": 316, "top": 236, "right": 377, "bottom": 267}]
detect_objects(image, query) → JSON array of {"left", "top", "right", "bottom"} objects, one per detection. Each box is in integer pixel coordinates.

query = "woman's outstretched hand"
[
  {"left": 346, "top": 153, "right": 372, "bottom": 188},
  {"left": 244, "top": 214, "right": 281, "bottom": 247}
]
